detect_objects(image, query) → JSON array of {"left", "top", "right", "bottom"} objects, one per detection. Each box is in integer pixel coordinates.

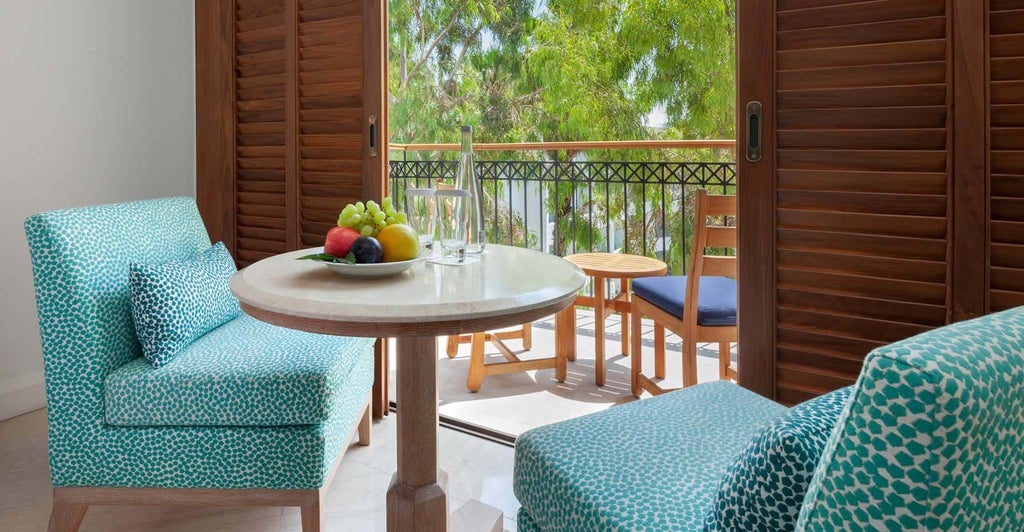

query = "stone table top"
[{"left": 230, "top": 244, "right": 586, "bottom": 338}]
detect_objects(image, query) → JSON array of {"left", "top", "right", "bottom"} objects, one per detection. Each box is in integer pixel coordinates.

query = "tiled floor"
[
  {"left": 392, "top": 311, "right": 731, "bottom": 436},
  {"left": 0, "top": 409, "right": 520, "bottom": 531},
  {"left": 2, "top": 312, "right": 732, "bottom": 531}
]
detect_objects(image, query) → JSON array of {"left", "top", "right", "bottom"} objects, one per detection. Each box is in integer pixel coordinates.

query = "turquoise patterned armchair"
[
  {"left": 24, "top": 197, "right": 375, "bottom": 532},
  {"left": 514, "top": 307, "right": 1024, "bottom": 531}
]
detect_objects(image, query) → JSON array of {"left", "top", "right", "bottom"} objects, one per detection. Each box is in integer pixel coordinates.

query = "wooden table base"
[
  {"left": 389, "top": 336, "right": 447, "bottom": 531},
  {"left": 389, "top": 336, "right": 504, "bottom": 532}
]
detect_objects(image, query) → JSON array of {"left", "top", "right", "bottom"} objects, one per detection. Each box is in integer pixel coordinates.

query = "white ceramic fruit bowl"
[{"left": 315, "top": 252, "right": 429, "bottom": 279}]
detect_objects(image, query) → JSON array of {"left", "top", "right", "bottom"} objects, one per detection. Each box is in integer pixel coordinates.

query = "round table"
[
  {"left": 230, "top": 244, "right": 585, "bottom": 532},
  {"left": 557, "top": 253, "right": 668, "bottom": 386}
]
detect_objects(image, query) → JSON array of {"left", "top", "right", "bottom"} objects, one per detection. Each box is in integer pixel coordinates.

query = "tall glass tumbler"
[
  {"left": 433, "top": 189, "right": 471, "bottom": 264},
  {"left": 403, "top": 188, "right": 436, "bottom": 250}
]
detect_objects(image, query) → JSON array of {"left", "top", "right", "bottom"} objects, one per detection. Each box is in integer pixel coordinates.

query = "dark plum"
[{"left": 350, "top": 236, "right": 384, "bottom": 264}]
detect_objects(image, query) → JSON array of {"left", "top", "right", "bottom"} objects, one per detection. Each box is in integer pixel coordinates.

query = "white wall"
[{"left": 0, "top": 1, "right": 196, "bottom": 420}]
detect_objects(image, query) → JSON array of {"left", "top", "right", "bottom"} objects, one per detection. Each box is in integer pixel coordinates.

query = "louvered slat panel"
[
  {"left": 990, "top": 6, "right": 1024, "bottom": 310},
  {"left": 774, "top": 0, "right": 951, "bottom": 400},
  {"left": 235, "top": 0, "right": 287, "bottom": 266},
  {"left": 297, "top": 0, "right": 364, "bottom": 247}
]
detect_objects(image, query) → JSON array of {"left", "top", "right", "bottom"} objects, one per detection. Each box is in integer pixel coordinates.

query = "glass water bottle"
[{"left": 455, "top": 125, "right": 485, "bottom": 254}]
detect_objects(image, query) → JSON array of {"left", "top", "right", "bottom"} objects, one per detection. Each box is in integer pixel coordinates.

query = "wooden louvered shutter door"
[
  {"left": 296, "top": 0, "right": 370, "bottom": 248},
  {"left": 234, "top": 0, "right": 290, "bottom": 266},
  {"left": 990, "top": 2, "right": 1024, "bottom": 311},
  {"left": 738, "top": 0, "right": 955, "bottom": 403},
  {"left": 197, "top": 0, "right": 387, "bottom": 266}
]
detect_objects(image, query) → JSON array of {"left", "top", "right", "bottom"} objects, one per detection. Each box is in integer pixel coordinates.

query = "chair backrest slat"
[
  {"left": 705, "top": 226, "right": 737, "bottom": 249},
  {"left": 701, "top": 255, "right": 737, "bottom": 278},
  {"left": 707, "top": 194, "right": 737, "bottom": 216}
]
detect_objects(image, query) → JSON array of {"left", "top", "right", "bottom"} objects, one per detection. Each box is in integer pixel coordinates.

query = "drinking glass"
[
  {"left": 432, "top": 189, "right": 471, "bottom": 264},
  {"left": 403, "top": 188, "right": 436, "bottom": 250}
]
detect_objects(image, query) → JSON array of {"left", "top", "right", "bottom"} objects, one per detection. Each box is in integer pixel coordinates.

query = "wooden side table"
[{"left": 555, "top": 253, "right": 668, "bottom": 386}]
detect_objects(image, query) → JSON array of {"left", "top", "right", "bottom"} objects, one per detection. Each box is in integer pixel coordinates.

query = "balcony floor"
[{"left": 389, "top": 310, "right": 734, "bottom": 438}]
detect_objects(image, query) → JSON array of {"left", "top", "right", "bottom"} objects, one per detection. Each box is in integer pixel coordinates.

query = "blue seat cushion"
[
  {"left": 632, "top": 275, "right": 737, "bottom": 326},
  {"left": 105, "top": 314, "right": 375, "bottom": 427},
  {"left": 704, "top": 386, "right": 854, "bottom": 531},
  {"left": 514, "top": 381, "right": 788, "bottom": 531}
]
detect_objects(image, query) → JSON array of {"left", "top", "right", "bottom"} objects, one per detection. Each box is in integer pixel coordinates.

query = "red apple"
[{"left": 324, "top": 226, "right": 360, "bottom": 257}]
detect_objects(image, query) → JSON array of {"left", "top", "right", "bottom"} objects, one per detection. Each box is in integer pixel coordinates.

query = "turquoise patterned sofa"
[
  {"left": 24, "top": 197, "right": 375, "bottom": 532},
  {"left": 514, "top": 307, "right": 1024, "bottom": 531}
]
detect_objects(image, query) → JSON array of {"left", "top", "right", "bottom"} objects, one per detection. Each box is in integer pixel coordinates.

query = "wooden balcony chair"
[
  {"left": 433, "top": 180, "right": 537, "bottom": 392},
  {"left": 629, "top": 189, "right": 737, "bottom": 397},
  {"left": 446, "top": 325, "right": 536, "bottom": 392}
]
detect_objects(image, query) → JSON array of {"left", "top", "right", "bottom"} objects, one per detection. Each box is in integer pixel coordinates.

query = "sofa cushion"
[
  {"left": 704, "top": 385, "right": 853, "bottom": 532},
  {"left": 129, "top": 242, "right": 241, "bottom": 367},
  {"left": 631, "top": 275, "right": 737, "bottom": 326},
  {"left": 514, "top": 381, "right": 788, "bottom": 531},
  {"left": 797, "top": 307, "right": 1024, "bottom": 531},
  {"left": 105, "top": 314, "right": 375, "bottom": 427}
]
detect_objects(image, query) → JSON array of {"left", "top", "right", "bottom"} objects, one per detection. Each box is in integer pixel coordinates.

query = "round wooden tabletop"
[
  {"left": 564, "top": 252, "right": 668, "bottom": 278},
  {"left": 230, "top": 244, "right": 586, "bottom": 338}
]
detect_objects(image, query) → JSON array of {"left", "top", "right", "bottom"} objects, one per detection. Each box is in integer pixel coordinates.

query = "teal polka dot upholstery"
[
  {"left": 514, "top": 381, "right": 788, "bottom": 531},
  {"left": 24, "top": 197, "right": 375, "bottom": 489},
  {"left": 129, "top": 241, "right": 241, "bottom": 367},
  {"left": 704, "top": 385, "right": 854, "bottom": 532},
  {"left": 106, "top": 314, "right": 370, "bottom": 427},
  {"left": 797, "top": 307, "right": 1024, "bottom": 531}
]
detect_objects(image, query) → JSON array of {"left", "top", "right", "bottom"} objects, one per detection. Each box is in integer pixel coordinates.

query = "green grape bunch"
[{"left": 337, "top": 198, "right": 408, "bottom": 237}]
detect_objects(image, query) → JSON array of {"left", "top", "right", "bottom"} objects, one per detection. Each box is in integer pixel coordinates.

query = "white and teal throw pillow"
[
  {"left": 129, "top": 241, "right": 241, "bottom": 367},
  {"left": 703, "top": 386, "right": 854, "bottom": 532}
]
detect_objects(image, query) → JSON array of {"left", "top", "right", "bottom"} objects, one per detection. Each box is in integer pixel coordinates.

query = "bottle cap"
[{"left": 461, "top": 125, "right": 473, "bottom": 133}]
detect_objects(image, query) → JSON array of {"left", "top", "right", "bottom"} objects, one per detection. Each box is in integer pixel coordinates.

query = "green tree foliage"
[
  {"left": 388, "top": 0, "right": 736, "bottom": 267},
  {"left": 389, "top": 0, "right": 735, "bottom": 149}
]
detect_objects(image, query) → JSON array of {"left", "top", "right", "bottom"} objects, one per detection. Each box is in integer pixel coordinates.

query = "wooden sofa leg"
[
  {"left": 358, "top": 404, "right": 371, "bottom": 446},
  {"left": 47, "top": 501, "right": 87, "bottom": 532},
  {"left": 300, "top": 499, "right": 321, "bottom": 532}
]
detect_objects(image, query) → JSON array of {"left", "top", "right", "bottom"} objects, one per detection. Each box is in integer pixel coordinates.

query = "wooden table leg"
[
  {"left": 594, "top": 277, "right": 606, "bottom": 386},
  {"left": 389, "top": 336, "right": 447, "bottom": 532}
]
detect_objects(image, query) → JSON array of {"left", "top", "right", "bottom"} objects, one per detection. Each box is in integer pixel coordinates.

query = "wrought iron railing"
[{"left": 388, "top": 142, "right": 736, "bottom": 275}]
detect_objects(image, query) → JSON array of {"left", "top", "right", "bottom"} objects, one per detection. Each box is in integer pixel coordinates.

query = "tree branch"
[
  {"left": 405, "top": 5, "right": 463, "bottom": 86},
  {"left": 453, "top": 23, "right": 485, "bottom": 69}
]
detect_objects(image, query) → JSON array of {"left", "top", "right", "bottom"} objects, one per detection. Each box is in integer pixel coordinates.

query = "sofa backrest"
[
  {"left": 24, "top": 197, "right": 210, "bottom": 436},
  {"left": 797, "top": 307, "right": 1024, "bottom": 531}
]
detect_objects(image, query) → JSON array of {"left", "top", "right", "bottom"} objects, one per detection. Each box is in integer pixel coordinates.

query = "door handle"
[
  {"left": 745, "top": 101, "right": 762, "bottom": 163},
  {"left": 369, "top": 115, "right": 378, "bottom": 157}
]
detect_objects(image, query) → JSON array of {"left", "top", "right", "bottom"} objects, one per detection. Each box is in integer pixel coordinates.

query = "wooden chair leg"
[
  {"left": 683, "top": 339, "right": 699, "bottom": 387},
  {"left": 555, "top": 304, "right": 577, "bottom": 367},
  {"left": 620, "top": 277, "right": 630, "bottom": 356},
  {"left": 594, "top": 277, "right": 607, "bottom": 387},
  {"left": 522, "top": 322, "right": 533, "bottom": 350},
  {"left": 446, "top": 335, "right": 460, "bottom": 358},
  {"left": 48, "top": 501, "right": 87, "bottom": 532},
  {"left": 300, "top": 499, "right": 321, "bottom": 532},
  {"left": 630, "top": 303, "right": 643, "bottom": 397},
  {"left": 719, "top": 342, "right": 731, "bottom": 380},
  {"left": 467, "top": 332, "right": 486, "bottom": 392},
  {"left": 654, "top": 323, "right": 666, "bottom": 379},
  {"left": 358, "top": 404, "right": 371, "bottom": 446}
]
